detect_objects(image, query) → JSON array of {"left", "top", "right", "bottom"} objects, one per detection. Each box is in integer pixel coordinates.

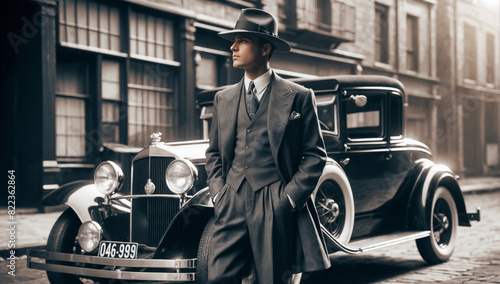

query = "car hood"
[{"left": 132, "top": 139, "right": 209, "bottom": 163}]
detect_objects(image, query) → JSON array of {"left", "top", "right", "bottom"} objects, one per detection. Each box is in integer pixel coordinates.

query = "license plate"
[{"left": 98, "top": 241, "right": 138, "bottom": 259}]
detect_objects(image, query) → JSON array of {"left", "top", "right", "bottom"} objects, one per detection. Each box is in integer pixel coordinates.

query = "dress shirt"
[{"left": 244, "top": 68, "right": 273, "bottom": 102}]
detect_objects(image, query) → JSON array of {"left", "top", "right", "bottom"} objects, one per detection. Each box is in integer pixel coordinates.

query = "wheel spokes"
[
  {"left": 432, "top": 199, "right": 452, "bottom": 246},
  {"left": 315, "top": 182, "right": 345, "bottom": 237}
]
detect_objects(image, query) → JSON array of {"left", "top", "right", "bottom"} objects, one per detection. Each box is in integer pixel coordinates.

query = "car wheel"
[
  {"left": 46, "top": 209, "right": 85, "bottom": 284},
  {"left": 195, "top": 216, "right": 214, "bottom": 283},
  {"left": 196, "top": 216, "right": 258, "bottom": 283},
  {"left": 416, "top": 186, "right": 458, "bottom": 264},
  {"left": 313, "top": 179, "right": 354, "bottom": 251}
]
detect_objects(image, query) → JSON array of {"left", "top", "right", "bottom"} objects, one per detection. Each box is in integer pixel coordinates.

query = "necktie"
[{"left": 246, "top": 81, "right": 259, "bottom": 119}]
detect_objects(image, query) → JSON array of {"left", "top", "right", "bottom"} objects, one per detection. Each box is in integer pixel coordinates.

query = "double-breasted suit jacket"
[{"left": 205, "top": 72, "right": 331, "bottom": 273}]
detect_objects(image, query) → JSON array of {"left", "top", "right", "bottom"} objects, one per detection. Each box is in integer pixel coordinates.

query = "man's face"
[{"left": 230, "top": 34, "right": 266, "bottom": 70}]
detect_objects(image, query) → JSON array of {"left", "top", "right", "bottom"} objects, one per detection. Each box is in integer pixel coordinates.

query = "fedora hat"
[{"left": 218, "top": 8, "right": 291, "bottom": 52}]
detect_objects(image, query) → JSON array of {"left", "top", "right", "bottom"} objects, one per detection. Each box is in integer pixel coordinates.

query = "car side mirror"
[{"left": 349, "top": 95, "right": 367, "bottom": 107}]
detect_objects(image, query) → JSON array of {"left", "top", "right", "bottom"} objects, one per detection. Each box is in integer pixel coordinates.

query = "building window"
[
  {"left": 277, "top": 0, "right": 289, "bottom": 23},
  {"left": 485, "top": 102, "right": 499, "bottom": 168},
  {"left": 195, "top": 50, "right": 234, "bottom": 89},
  {"left": 464, "top": 24, "right": 477, "bottom": 80},
  {"left": 128, "top": 61, "right": 176, "bottom": 147},
  {"left": 317, "top": 0, "right": 332, "bottom": 32},
  {"left": 375, "top": 3, "right": 389, "bottom": 64},
  {"left": 55, "top": 62, "right": 88, "bottom": 160},
  {"left": 59, "top": 0, "right": 121, "bottom": 52},
  {"left": 101, "top": 59, "right": 121, "bottom": 143},
  {"left": 406, "top": 15, "right": 418, "bottom": 72},
  {"left": 129, "top": 10, "right": 175, "bottom": 61},
  {"left": 486, "top": 33, "right": 495, "bottom": 84},
  {"left": 196, "top": 52, "right": 218, "bottom": 89}
]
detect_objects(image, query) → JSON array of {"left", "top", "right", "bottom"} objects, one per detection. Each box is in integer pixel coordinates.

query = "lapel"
[
  {"left": 268, "top": 73, "right": 297, "bottom": 164},
  {"left": 218, "top": 79, "right": 243, "bottom": 164}
]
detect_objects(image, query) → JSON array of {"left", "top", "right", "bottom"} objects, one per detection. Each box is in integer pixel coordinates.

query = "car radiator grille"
[{"left": 131, "top": 157, "right": 180, "bottom": 247}]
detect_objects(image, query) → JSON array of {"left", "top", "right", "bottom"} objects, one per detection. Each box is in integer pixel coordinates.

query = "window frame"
[
  {"left": 316, "top": 0, "right": 333, "bottom": 32},
  {"left": 317, "top": 93, "right": 340, "bottom": 137},
  {"left": 464, "top": 23, "right": 477, "bottom": 81},
  {"left": 375, "top": 3, "right": 389, "bottom": 64},
  {"left": 55, "top": 61, "right": 91, "bottom": 162},
  {"left": 389, "top": 92, "right": 403, "bottom": 140},
  {"left": 194, "top": 46, "right": 232, "bottom": 90},
  {"left": 127, "top": 60, "right": 178, "bottom": 147},
  {"left": 486, "top": 32, "right": 495, "bottom": 85},
  {"left": 344, "top": 91, "right": 386, "bottom": 142},
  {"left": 406, "top": 14, "right": 419, "bottom": 72},
  {"left": 58, "top": 0, "right": 124, "bottom": 55},
  {"left": 56, "top": 0, "right": 183, "bottom": 150},
  {"left": 129, "top": 9, "right": 176, "bottom": 64},
  {"left": 100, "top": 58, "right": 124, "bottom": 144}
]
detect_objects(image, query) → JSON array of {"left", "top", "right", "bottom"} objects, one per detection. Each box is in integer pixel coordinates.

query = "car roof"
[{"left": 196, "top": 75, "right": 405, "bottom": 106}]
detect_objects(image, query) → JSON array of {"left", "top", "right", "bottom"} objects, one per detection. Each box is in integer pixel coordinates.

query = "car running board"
[{"left": 321, "top": 226, "right": 431, "bottom": 255}]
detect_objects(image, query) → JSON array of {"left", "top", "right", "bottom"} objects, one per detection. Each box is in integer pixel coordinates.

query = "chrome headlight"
[
  {"left": 165, "top": 159, "right": 198, "bottom": 194},
  {"left": 78, "top": 221, "right": 102, "bottom": 253},
  {"left": 94, "top": 161, "right": 124, "bottom": 195}
]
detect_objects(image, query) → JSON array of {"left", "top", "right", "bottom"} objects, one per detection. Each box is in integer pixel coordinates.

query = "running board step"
[{"left": 321, "top": 226, "right": 431, "bottom": 255}]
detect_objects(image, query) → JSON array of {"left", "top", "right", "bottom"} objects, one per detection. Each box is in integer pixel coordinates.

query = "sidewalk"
[
  {"left": 1, "top": 176, "right": 499, "bottom": 257},
  {"left": 0, "top": 211, "right": 62, "bottom": 258},
  {"left": 457, "top": 176, "right": 500, "bottom": 193}
]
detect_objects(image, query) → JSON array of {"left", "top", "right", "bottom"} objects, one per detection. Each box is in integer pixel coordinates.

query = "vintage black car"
[{"left": 28, "top": 75, "right": 480, "bottom": 283}]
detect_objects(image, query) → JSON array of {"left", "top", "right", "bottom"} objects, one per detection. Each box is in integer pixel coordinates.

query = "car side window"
[
  {"left": 200, "top": 106, "right": 213, "bottom": 139},
  {"left": 389, "top": 93, "right": 403, "bottom": 138},
  {"left": 346, "top": 94, "right": 383, "bottom": 140},
  {"left": 317, "top": 94, "right": 338, "bottom": 135}
]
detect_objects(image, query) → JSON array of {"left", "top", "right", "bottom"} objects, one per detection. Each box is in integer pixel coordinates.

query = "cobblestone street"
[
  {"left": 0, "top": 190, "right": 498, "bottom": 283},
  {"left": 303, "top": 190, "right": 500, "bottom": 283}
]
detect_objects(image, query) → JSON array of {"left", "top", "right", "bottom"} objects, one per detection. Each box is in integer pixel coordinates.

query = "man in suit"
[{"left": 205, "top": 8, "right": 331, "bottom": 284}]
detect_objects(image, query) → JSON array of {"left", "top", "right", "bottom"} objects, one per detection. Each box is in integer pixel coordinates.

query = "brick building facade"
[{"left": 435, "top": 0, "right": 500, "bottom": 176}]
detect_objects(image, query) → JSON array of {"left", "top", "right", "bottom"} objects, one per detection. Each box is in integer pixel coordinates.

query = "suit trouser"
[{"left": 207, "top": 179, "right": 296, "bottom": 284}]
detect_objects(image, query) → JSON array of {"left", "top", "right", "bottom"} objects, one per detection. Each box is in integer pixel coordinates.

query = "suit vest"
[{"left": 225, "top": 83, "right": 281, "bottom": 191}]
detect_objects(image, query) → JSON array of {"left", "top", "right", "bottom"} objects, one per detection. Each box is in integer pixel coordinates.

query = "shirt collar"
[{"left": 244, "top": 68, "right": 273, "bottom": 94}]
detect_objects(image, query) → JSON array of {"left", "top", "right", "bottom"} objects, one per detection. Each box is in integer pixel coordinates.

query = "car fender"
[
  {"left": 407, "top": 159, "right": 470, "bottom": 231},
  {"left": 313, "top": 158, "right": 355, "bottom": 245},
  {"left": 42, "top": 180, "right": 106, "bottom": 223},
  {"left": 153, "top": 188, "right": 214, "bottom": 259}
]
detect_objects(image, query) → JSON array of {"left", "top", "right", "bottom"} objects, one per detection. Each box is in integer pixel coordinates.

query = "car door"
[{"left": 331, "top": 89, "right": 407, "bottom": 237}]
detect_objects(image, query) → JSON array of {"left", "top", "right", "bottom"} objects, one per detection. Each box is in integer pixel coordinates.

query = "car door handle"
[
  {"left": 340, "top": 158, "right": 350, "bottom": 166},
  {"left": 344, "top": 144, "right": 350, "bottom": 152}
]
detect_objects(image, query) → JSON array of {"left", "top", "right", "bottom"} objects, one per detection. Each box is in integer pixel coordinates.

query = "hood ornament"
[
  {"left": 150, "top": 132, "right": 162, "bottom": 145},
  {"left": 145, "top": 132, "right": 162, "bottom": 195}
]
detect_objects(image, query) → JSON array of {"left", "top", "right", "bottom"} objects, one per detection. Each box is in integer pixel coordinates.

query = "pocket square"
[{"left": 289, "top": 111, "right": 301, "bottom": 120}]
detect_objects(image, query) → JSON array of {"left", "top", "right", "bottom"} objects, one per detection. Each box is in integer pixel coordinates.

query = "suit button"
[
  {"left": 245, "top": 166, "right": 249, "bottom": 169},
  {"left": 247, "top": 129, "right": 251, "bottom": 133},
  {"left": 245, "top": 146, "right": 249, "bottom": 150}
]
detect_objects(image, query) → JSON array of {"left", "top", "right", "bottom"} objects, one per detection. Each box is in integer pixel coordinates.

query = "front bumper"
[{"left": 28, "top": 250, "right": 196, "bottom": 282}]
